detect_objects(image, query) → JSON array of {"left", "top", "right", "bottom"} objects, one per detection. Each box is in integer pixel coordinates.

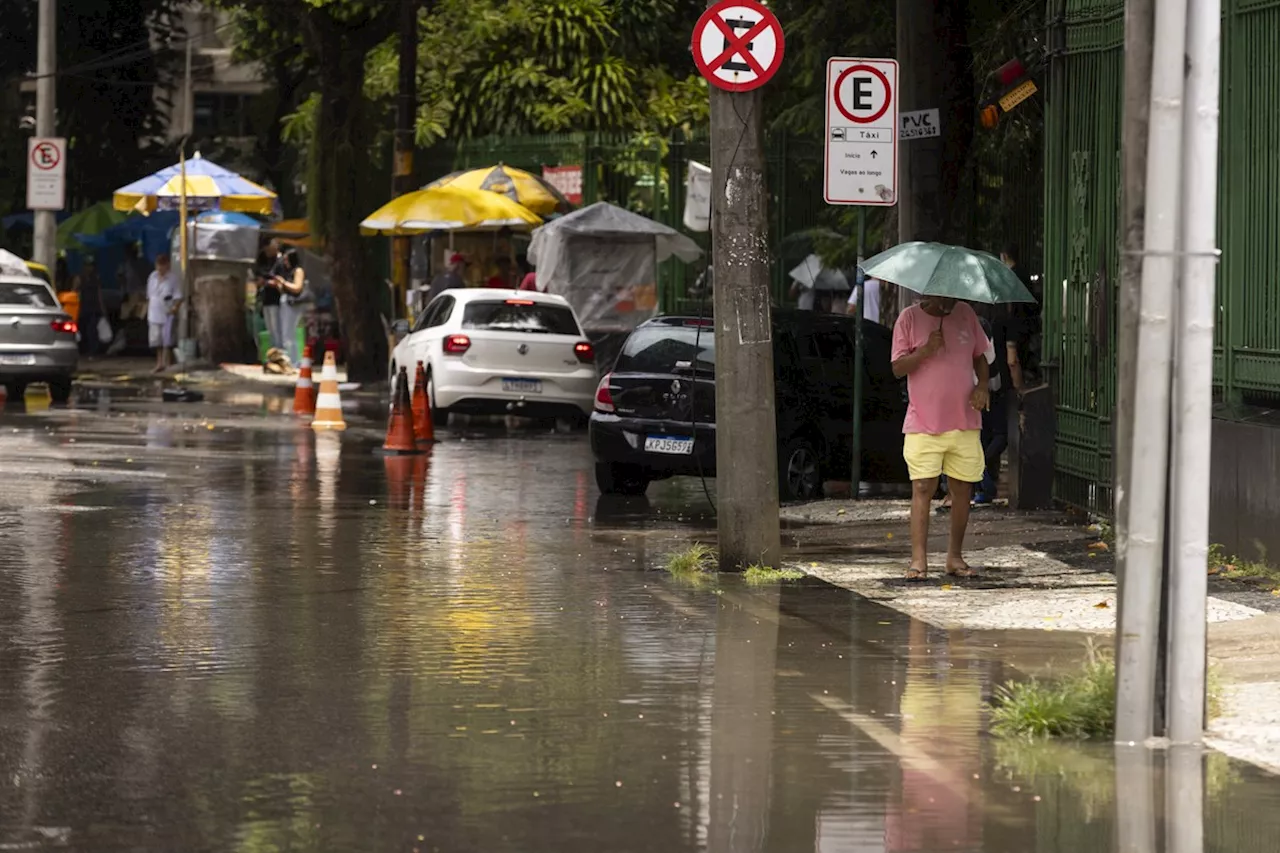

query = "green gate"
[{"left": 1042, "top": 0, "right": 1280, "bottom": 512}]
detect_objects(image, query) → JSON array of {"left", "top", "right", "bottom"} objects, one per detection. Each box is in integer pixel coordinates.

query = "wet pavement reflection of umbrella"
[
  {"left": 360, "top": 185, "right": 542, "bottom": 235},
  {"left": 788, "top": 253, "right": 850, "bottom": 291},
  {"left": 859, "top": 241, "right": 1036, "bottom": 304},
  {"left": 425, "top": 164, "right": 572, "bottom": 216}
]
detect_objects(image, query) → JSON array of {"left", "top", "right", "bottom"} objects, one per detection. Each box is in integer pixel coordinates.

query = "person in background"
[
  {"left": 1000, "top": 243, "right": 1039, "bottom": 390},
  {"left": 487, "top": 256, "right": 515, "bottom": 289},
  {"left": 519, "top": 266, "right": 539, "bottom": 292},
  {"left": 271, "top": 248, "right": 309, "bottom": 366},
  {"left": 427, "top": 253, "right": 467, "bottom": 303},
  {"left": 77, "top": 257, "right": 106, "bottom": 357},
  {"left": 846, "top": 270, "right": 883, "bottom": 324},
  {"left": 891, "top": 295, "right": 990, "bottom": 580},
  {"left": 975, "top": 308, "right": 1012, "bottom": 504},
  {"left": 146, "top": 254, "right": 181, "bottom": 373},
  {"left": 256, "top": 247, "right": 283, "bottom": 350},
  {"left": 789, "top": 279, "right": 816, "bottom": 311}
]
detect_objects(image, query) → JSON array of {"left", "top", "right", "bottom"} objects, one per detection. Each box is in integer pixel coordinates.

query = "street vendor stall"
[{"left": 527, "top": 202, "right": 702, "bottom": 334}]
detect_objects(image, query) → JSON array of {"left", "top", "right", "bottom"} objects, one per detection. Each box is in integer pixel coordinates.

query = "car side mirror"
[{"left": 392, "top": 319, "right": 410, "bottom": 342}]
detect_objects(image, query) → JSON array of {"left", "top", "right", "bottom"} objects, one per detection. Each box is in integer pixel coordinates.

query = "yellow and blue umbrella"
[{"left": 113, "top": 153, "right": 277, "bottom": 216}]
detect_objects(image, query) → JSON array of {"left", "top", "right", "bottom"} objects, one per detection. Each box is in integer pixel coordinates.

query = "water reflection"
[{"left": 2, "top": 421, "right": 1280, "bottom": 852}]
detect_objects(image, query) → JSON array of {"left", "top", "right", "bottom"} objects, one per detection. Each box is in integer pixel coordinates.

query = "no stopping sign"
[{"left": 692, "top": 0, "right": 785, "bottom": 92}]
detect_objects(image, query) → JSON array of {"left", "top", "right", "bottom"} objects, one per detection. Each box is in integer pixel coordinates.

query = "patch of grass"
[
  {"left": 664, "top": 543, "right": 717, "bottom": 576},
  {"left": 743, "top": 565, "right": 806, "bottom": 585},
  {"left": 989, "top": 643, "right": 1116, "bottom": 739},
  {"left": 1208, "top": 541, "right": 1278, "bottom": 583}
]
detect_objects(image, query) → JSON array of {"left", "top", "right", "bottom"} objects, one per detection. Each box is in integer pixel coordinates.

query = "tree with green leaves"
[
  {"left": 214, "top": 0, "right": 397, "bottom": 381},
  {"left": 0, "top": 0, "right": 184, "bottom": 234}
]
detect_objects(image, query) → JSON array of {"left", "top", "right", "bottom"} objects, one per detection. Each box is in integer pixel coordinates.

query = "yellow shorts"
[{"left": 903, "top": 430, "right": 984, "bottom": 483}]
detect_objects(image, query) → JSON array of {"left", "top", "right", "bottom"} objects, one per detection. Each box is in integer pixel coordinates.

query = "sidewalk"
[{"left": 784, "top": 497, "right": 1280, "bottom": 773}]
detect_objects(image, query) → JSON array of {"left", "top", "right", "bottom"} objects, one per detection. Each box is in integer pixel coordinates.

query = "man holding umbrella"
[{"left": 866, "top": 242, "right": 1038, "bottom": 581}]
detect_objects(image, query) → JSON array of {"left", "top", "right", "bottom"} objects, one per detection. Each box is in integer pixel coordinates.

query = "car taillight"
[
  {"left": 594, "top": 373, "right": 616, "bottom": 413},
  {"left": 51, "top": 319, "right": 77, "bottom": 335},
  {"left": 505, "top": 299, "right": 535, "bottom": 306},
  {"left": 443, "top": 334, "right": 471, "bottom": 355},
  {"left": 574, "top": 341, "right": 594, "bottom": 364}
]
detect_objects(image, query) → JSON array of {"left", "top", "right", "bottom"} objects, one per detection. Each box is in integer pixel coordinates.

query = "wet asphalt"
[{"left": 0, "top": 382, "right": 1277, "bottom": 852}]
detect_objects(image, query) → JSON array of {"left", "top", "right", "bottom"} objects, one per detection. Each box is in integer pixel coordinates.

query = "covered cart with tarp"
[{"left": 527, "top": 203, "right": 702, "bottom": 368}]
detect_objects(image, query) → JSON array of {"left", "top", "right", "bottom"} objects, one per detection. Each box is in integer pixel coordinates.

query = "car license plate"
[
  {"left": 0, "top": 354, "right": 35, "bottom": 366},
  {"left": 645, "top": 435, "right": 694, "bottom": 455},
  {"left": 502, "top": 378, "right": 542, "bottom": 394}
]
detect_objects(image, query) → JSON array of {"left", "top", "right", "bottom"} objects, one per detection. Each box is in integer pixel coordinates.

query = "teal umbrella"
[{"left": 859, "top": 241, "right": 1036, "bottom": 304}]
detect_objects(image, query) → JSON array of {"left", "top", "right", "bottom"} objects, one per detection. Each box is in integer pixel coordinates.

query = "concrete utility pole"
[
  {"left": 391, "top": 0, "right": 418, "bottom": 319},
  {"left": 33, "top": 0, "right": 57, "bottom": 272},
  {"left": 1114, "top": 0, "right": 1155, "bottom": 655},
  {"left": 1115, "top": 0, "right": 1188, "bottom": 744},
  {"left": 1167, "top": 0, "right": 1221, "bottom": 745},
  {"left": 709, "top": 76, "right": 782, "bottom": 571}
]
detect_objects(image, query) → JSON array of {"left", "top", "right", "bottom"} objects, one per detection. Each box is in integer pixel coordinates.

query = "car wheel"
[
  {"left": 48, "top": 376, "right": 73, "bottom": 404},
  {"left": 425, "top": 368, "right": 448, "bottom": 425},
  {"left": 4, "top": 381, "right": 27, "bottom": 399},
  {"left": 595, "top": 462, "right": 650, "bottom": 496},
  {"left": 779, "top": 436, "right": 823, "bottom": 502}
]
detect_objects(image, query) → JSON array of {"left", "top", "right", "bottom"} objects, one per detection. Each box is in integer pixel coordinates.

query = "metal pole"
[
  {"left": 177, "top": 36, "right": 194, "bottom": 352},
  {"left": 1115, "top": 0, "right": 1155, "bottom": 674},
  {"left": 851, "top": 208, "right": 866, "bottom": 496},
  {"left": 32, "top": 0, "right": 57, "bottom": 273},
  {"left": 1116, "top": 0, "right": 1188, "bottom": 744},
  {"left": 1168, "top": 0, "right": 1220, "bottom": 744},
  {"left": 392, "top": 0, "right": 417, "bottom": 320},
  {"left": 709, "top": 60, "right": 781, "bottom": 571}
]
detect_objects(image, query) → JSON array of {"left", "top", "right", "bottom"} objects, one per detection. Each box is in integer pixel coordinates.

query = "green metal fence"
[{"left": 1042, "top": 0, "right": 1280, "bottom": 512}]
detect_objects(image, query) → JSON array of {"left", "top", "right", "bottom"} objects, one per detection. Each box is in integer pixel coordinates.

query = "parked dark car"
[{"left": 589, "top": 311, "right": 908, "bottom": 500}]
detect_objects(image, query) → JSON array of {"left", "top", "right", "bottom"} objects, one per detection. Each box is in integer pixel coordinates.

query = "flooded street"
[{"left": 0, "top": 388, "right": 1277, "bottom": 851}]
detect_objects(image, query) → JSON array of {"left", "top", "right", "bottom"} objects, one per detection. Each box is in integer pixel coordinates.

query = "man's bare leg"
[
  {"left": 946, "top": 478, "right": 977, "bottom": 576},
  {"left": 909, "top": 477, "right": 938, "bottom": 579}
]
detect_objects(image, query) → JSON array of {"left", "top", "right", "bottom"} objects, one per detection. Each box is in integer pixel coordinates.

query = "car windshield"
[
  {"left": 0, "top": 281, "right": 57, "bottom": 308},
  {"left": 461, "top": 300, "right": 580, "bottom": 335},
  {"left": 615, "top": 325, "right": 716, "bottom": 374}
]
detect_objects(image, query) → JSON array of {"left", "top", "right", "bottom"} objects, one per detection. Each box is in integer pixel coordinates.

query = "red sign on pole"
[
  {"left": 542, "top": 165, "right": 583, "bottom": 205},
  {"left": 692, "top": 0, "right": 785, "bottom": 93},
  {"left": 26, "top": 137, "right": 66, "bottom": 211}
]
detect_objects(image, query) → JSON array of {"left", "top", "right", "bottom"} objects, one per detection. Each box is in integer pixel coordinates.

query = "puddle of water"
[{"left": 0, "top": 417, "right": 1276, "bottom": 851}]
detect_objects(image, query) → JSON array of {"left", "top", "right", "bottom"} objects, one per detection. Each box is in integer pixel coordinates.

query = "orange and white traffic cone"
[
  {"left": 293, "top": 345, "right": 316, "bottom": 416},
  {"left": 380, "top": 366, "right": 421, "bottom": 454},
  {"left": 311, "top": 351, "right": 347, "bottom": 432},
  {"left": 411, "top": 360, "right": 436, "bottom": 445}
]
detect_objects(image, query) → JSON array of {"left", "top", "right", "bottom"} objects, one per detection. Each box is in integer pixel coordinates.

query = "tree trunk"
[
  {"left": 312, "top": 31, "right": 388, "bottom": 382},
  {"left": 897, "top": 0, "right": 975, "bottom": 244}
]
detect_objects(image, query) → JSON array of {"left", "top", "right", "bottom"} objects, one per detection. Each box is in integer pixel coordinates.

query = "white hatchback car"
[{"left": 390, "top": 288, "right": 598, "bottom": 423}]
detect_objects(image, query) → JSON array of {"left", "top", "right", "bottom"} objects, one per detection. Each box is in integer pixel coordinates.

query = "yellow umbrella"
[
  {"left": 360, "top": 185, "right": 542, "bottom": 236},
  {"left": 425, "top": 164, "right": 571, "bottom": 216}
]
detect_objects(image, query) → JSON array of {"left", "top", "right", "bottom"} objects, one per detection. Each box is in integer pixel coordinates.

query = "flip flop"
[
  {"left": 945, "top": 566, "right": 979, "bottom": 579},
  {"left": 905, "top": 568, "right": 928, "bottom": 581}
]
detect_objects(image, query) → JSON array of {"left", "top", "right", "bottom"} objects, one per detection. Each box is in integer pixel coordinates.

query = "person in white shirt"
[
  {"left": 146, "top": 253, "right": 182, "bottom": 373},
  {"left": 846, "top": 275, "right": 882, "bottom": 324}
]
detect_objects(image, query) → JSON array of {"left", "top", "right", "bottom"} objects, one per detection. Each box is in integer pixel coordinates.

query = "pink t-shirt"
[{"left": 891, "top": 302, "right": 988, "bottom": 435}]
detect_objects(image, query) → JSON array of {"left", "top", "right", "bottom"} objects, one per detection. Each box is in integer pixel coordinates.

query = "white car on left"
[{"left": 390, "top": 288, "right": 598, "bottom": 423}]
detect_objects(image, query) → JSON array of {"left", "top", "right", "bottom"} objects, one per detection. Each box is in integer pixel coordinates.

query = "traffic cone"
[
  {"left": 311, "top": 351, "right": 347, "bottom": 432},
  {"left": 379, "top": 366, "right": 421, "bottom": 454},
  {"left": 293, "top": 345, "right": 316, "bottom": 416},
  {"left": 411, "top": 360, "right": 436, "bottom": 445}
]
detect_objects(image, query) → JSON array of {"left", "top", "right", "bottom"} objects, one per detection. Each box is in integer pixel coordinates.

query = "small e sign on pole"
[{"left": 692, "top": 0, "right": 785, "bottom": 93}]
